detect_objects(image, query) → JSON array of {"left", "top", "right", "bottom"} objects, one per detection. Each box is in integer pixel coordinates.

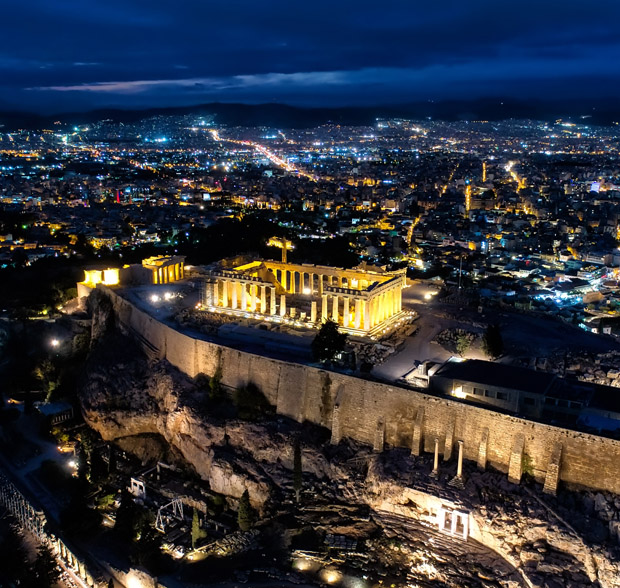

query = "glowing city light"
[{"left": 321, "top": 569, "right": 342, "bottom": 584}]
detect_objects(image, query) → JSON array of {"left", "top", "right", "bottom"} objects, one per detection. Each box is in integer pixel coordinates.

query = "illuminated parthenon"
[{"left": 201, "top": 259, "right": 407, "bottom": 337}]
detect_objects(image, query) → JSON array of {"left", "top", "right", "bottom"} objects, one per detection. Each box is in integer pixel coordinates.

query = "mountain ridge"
[{"left": 0, "top": 98, "right": 618, "bottom": 130}]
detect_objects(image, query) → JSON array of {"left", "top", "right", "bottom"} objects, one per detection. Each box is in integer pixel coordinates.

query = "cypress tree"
[
  {"left": 293, "top": 437, "right": 302, "bottom": 503},
  {"left": 237, "top": 490, "right": 254, "bottom": 531}
]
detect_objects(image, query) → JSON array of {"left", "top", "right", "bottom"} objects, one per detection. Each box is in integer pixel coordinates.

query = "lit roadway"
[
  {"left": 505, "top": 160, "right": 526, "bottom": 190},
  {"left": 210, "top": 129, "right": 318, "bottom": 181}
]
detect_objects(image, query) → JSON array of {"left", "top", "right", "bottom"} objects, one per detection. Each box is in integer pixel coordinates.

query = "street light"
[{"left": 50, "top": 338, "right": 60, "bottom": 348}]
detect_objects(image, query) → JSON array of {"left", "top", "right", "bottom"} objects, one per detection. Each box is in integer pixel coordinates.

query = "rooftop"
[{"left": 433, "top": 359, "right": 557, "bottom": 395}]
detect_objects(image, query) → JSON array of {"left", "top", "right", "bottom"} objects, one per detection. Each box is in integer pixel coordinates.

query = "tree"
[
  {"left": 237, "top": 489, "right": 254, "bottom": 532},
  {"left": 33, "top": 359, "right": 60, "bottom": 402},
  {"left": 455, "top": 332, "right": 471, "bottom": 357},
  {"left": 482, "top": 323, "right": 504, "bottom": 359},
  {"left": 0, "top": 526, "right": 28, "bottom": 582},
  {"left": 293, "top": 437, "right": 302, "bottom": 503},
  {"left": 191, "top": 508, "right": 208, "bottom": 549},
  {"left": 311, "top": 320, "right": 347, "bottom": 363},
  {"left": 114, "top": 489, "right": 139, "bottom": 542},
  {"left": 32, "top": 544, "right": 60, "bottom": 587}
]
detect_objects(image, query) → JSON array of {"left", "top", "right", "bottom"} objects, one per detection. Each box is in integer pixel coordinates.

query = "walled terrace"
[{"left": 96, "top": 285, "right": 620, "bottom": 497}]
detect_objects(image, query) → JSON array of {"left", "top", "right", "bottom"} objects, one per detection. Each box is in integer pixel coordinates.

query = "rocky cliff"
[{"left": 79, "top": 294, "right": 620, "bottom": 587}]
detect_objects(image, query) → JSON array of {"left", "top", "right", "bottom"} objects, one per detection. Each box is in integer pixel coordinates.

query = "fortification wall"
[{"left": 102, "top": 286, "right": 620, "bottom": 495}]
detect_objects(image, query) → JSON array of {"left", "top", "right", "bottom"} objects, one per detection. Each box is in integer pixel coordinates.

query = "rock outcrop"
[{"left": 79, "top": 306, "right": 620, "bottom": 587}]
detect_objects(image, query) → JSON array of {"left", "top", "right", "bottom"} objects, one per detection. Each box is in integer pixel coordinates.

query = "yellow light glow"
[
  {"left": 293, "top": 557, "right": 311, "bottom": 571},
  {"left": 321, "top": 569, "right": 342, "bottom": 584},
  {"left": 102, "top": 268, "right": 120, "bottom": 285},
  {"left": 82, "top": 268, "right": 120, "bottom": 287},
  {"left": 452, "top": 386, "right": 467, "bottom": 399}
]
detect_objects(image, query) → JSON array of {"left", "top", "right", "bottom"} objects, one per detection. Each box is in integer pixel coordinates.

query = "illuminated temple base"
[{"left": 200, "top": 259, "right": 409, "bottom": 338}]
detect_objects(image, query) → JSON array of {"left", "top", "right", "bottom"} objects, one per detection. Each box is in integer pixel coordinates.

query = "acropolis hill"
[
  {"left": 83, "top": 269, "right": 620, "bottom": 498},
  {"left": 80, "top": 284, "right": 620, "bottom": 587}
]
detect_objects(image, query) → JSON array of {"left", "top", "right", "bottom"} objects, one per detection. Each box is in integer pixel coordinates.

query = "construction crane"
[{"left": 267, "top": 237, "right": 294, "bottom": 263}]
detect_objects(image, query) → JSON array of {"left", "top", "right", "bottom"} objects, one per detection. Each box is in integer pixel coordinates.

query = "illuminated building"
[{"left": 201, "top": 259, "right": 407, "bottom": 337}]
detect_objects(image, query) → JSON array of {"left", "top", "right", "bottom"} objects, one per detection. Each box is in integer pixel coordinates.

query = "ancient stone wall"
[{"left": 102, "top": 287, "right": 620, "bottom": 495}]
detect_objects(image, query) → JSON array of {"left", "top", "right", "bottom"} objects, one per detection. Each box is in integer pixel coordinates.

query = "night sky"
[{"left": 3, "top": 0, "right": 620, "bottom": 113}]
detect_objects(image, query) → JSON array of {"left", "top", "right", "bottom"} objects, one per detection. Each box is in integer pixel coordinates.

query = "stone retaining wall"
[{"left": 101, "top": 286, "right": 620, "bottom": 495}]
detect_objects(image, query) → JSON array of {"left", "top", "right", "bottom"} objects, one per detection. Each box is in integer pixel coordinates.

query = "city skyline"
[{"left": 3, "top": 0, "right": 620, "bottom": 112}]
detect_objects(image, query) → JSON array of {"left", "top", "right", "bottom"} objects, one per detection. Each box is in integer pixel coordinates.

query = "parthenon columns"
[
  {"left": 332, "top": 295, "right": 339, "bottom": 322},
  {"left": 270, "top": 287, "right": 276, "bottom": 315},
  {"left": 343, "top": 298, "right": 350, "bottom": 327},
  {"left": 249, "top": 285, "right": 256, "bottom": 311},
  {"left": 355, "top": 299, "right": 362, "bottom": 329}
]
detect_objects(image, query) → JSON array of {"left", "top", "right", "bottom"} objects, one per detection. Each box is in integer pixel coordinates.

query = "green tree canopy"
[
  {"left": 311, "top": 320, "right": 347, "bottom": 363},
  {"left": 482, "top": 323, "right": 504, "bottom": 359}
]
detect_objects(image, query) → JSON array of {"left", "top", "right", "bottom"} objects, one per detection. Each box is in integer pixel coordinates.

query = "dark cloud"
[{"left": 3, "top": 0, "right": 620, "bottom": 111}]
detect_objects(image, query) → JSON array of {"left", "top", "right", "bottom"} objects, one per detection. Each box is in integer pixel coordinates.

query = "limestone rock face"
[
  {"left": 363, "top": 453, "right": 620, "bottom": 588},
  {"left": 80, "top": 333, "right": 339, "bottom": 509},
  {"left": 81, "top": 330, "right": 620, "bottom": 588}
]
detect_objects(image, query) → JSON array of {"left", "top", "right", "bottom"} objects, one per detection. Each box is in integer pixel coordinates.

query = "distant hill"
[{"left": 1, "top": 98, "right": 619, "bottom": 131}]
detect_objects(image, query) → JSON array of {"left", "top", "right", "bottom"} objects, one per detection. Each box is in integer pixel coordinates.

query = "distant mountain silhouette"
[{"left": 0, "top": 98, "right": 618, "bottom": 130}]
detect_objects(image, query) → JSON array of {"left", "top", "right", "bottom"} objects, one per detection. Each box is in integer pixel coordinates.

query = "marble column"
[
  {"left": 322, "top": 294, "right": 328, "bottom": 321},
  {"left": 260, "top": 285, "right": 267, "bottom": 313},
  {"left": 249, "top": 284, "right": 256, "bottom": 311},
  {"left": 354, "top": 299, "right": 362, "bottom": 329},
  {"left": 431, "top": 438, "right": 439, "bottom": 478},
  {"left": 311, "top": 301, "right": 317, "bottom": 323},
  {"left": 241, "top": 283, "right": 247, "bottom": 310},
  {"left": 270, "top": 287, "right": 277, "bottom": 315},
  {"left": 280, "top": 294, "right": 286, "bottom": 317},
  {"left": 343, "top": 297, "right": 350, "bottom": 327},
  {"left": 364, "top": 300, "right": 371, "bottom": 331},
  {"left": 449, "top": 440, "right": 465, "bottom": 488},
  {"left": 332, "top": 295, "right": 339, "bottom": 323},
  {"left": 231, "top": 282, "right": 238, "bottom": 309},
  {"left": 457, "top": 440, "right": 464, "bottom": 477}
]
